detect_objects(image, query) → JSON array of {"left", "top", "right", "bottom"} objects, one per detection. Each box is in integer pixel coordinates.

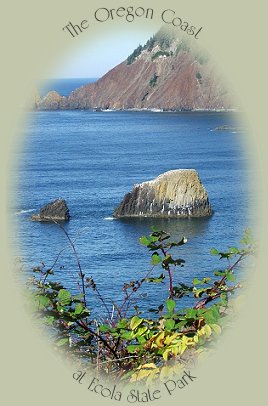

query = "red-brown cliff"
[{"left": 36, "top": 28, "right": 234, "bottom": 111}]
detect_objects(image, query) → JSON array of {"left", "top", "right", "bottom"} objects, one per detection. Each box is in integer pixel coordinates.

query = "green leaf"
[
  {"left": 37, "top": 295, "right": 51, "bottom": 308},
  {"left": 186, "top": 309, "right": 197, "bottom": 318},
  {"left": 99, "top": 324, "right": 110, "bottom": 333},
  {"left": 226, "top": 272, "right": 236, "bottom": 282},
  {"left": 165, "top": 319, "right": 175, "bottom": 331},
  {"left": 121, "top": 330, "right": 134, "bottom": 340},
  {"left": 210, "top": 248, "right": 219, "bottom": 255},
  {"left": 56, "top": 337, "right": 69, "bottom": 347},
  {"left": 127, "top": 345, "right": 140, "bottom": 353},
  {"left": 175, "top": 320, "right": 188, "bottom": 329},
  {"left": 151, "top": 252, "right": 162, "bottom": 265},
  {"left": 117, "top": 318, "right": 128, "bottom": 329},
  {"left": 137, "top": 335, "right": 147, "bottom": 344},
  {"left": 166, "top": 299, "right": 176, "bottom": 314},
  {"left": 56, "top": 304, "right": 65, "bottom": 312},
  {"left": 144, "top": 273, "right": 165, "bottom": 283},
  {"left": 214, "top": 270, "right": 226, "bottom": 277},
  {"left": 151, "top": 226, "right": 159, "bottom": 233},
  {"left": 134, "top": 326, "right": 148, "bottom": 337},
  {"left": 140, "top": 235, "right": 159, "bottom": 246},
  {"left": 130, "top": 316, "right": 143, "bottom": 330},
  {"left": 150, "top": 235, "right": 160, "bottom": 242},
  {"left": 74, "top": 303, "right": 84, "bottom": 315},
  {"left": 203, "top": 307, "right": 220, "bottom": 324},
  {"left": 193, "top": 278, "right": 203, "bottom": 285},
  {"left": 58, "top": 289, "right": 72, "bottom": 306},
  {"left": 229, "top": 247, "right": 239, "bottom": 254},
  {"left": 139, "top": 236, "right": 151, "bottom": 246}
]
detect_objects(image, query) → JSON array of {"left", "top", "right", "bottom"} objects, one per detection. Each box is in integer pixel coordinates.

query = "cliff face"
[
  {"left": 113, "top": 169, "right": 212, "bottom": 218},
  {"left": 36, "top": 28, "right": 234, "bottom": 111}
]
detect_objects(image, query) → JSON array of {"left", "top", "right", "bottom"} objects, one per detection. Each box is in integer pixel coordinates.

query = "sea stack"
[
  {"left": 113, "top": 169, "right": 212, "bottom": 218},
  {"left": 31, "top": 199, "right": 70, "bottom": 222}
]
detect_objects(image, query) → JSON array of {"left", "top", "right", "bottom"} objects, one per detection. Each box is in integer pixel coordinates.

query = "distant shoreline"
[{"left": 32, "top": 107, "right": 239, "bottom": 113}]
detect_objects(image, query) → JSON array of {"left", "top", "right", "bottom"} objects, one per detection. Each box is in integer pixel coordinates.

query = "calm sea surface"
[{"left": 11, "top": 79, "right": 254, "bottom": 316}]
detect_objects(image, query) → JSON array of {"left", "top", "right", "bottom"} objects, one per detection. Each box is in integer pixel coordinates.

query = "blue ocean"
[{"left": 11, "top": 79, "right": 254, "bottom": 316}]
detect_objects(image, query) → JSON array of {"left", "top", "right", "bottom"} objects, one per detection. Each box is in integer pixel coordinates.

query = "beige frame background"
[{"left": 1, "top": 0, "right": 267, "bottom": 404}]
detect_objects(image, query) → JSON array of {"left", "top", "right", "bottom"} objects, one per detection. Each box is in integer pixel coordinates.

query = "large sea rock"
[
  {"left": 113, "top": 169, "right": 212, "bottom": 218},
  {"left": 31, "top": 199, "right": 70, "bottom": 222}
]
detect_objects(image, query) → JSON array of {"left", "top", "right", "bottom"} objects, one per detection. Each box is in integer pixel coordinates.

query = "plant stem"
[
  {"left": 194, "top": 252, "right": 248, "bottom": 309},
  {"left": 160, "top": 245, "right": 174, "bottom": 300},
  {"left": 76, "top": 320, "right": 119, "bottom": 360},
  {"left": 54, "top": 222, "right": 87, "bottom": 308},
  {"left": 119, "top": 266, "right": 155, "bottom": 319}
]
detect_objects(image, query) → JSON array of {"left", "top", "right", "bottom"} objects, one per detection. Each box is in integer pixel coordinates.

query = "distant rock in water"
[
  {"left": 31, "top": 199, "right": 70, "bottom": 222},
  {"left": 212, "top": 125, "right": 239, "bottom": 131},
  {"left": 37, "top": 91, "right": 68, "bottom": 110},
  {"left": 113, "top": 170, "right": 212, "bottom": 218}
]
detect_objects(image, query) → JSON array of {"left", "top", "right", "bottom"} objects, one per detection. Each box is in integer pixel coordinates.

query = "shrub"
[
  {"left": 29, "top": 225, "right": 255, "bottom": 383},
  {"left": 196, "top": 72, "right": 202, "bottom": 84},
  {"left": 141, "top": 91, "right": 149, "bottom": 101},
  {"left": 149, "top": 73, "right": 159, "bottom": 87}
]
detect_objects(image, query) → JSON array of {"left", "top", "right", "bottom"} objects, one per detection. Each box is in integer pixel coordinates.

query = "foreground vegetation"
[{"left": 30, "top": 226, "right": 255, "bottom": 384}]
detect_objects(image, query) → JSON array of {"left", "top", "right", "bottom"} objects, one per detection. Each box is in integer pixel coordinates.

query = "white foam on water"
[
  {"left": 104, "top": 217, "right": 116, "bottom": 221},
  {"left": 14, "top": 209, "right": 35, "bottom": 215}
]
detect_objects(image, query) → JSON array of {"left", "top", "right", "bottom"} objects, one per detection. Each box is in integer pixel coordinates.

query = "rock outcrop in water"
[
  {"left": 31, "top": 199, "right": 70, "bottom": 222},
  {"left": 37, "top": 91, "right": 68, "bottom": 111},
  {"left": 113, "top": 170, "right": 212, "bottom": 218}
]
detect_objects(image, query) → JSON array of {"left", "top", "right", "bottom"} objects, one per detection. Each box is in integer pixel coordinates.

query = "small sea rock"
[
  {"left": 212, "top": 125, "right": 238, "bottom": 131},
  {"left": 31, "top": 199, "right": 70, "bottom": 222}
]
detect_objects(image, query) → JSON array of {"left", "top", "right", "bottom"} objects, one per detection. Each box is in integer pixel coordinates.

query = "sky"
[{"left": 52, "top": 28, "right": 156, "bottom": 79}]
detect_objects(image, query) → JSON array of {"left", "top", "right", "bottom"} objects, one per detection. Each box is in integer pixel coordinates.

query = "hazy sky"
[{"left": 53, "top": 28, "right": 156, "bottom": 78}]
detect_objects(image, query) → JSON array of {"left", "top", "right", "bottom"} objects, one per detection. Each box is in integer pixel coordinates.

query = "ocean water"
[{"left": 11, "top": 82, "right": 254, "bottom": 317}]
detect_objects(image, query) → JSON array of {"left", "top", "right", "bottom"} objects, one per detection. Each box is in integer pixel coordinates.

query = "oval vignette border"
[{"left": 1, "top": 1, "right": 267, "bottom": 406}]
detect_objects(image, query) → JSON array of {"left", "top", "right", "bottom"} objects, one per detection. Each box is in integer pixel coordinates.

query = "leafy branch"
[{"left": 29, "top": 226, "right": 256, "bottom": 384}]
